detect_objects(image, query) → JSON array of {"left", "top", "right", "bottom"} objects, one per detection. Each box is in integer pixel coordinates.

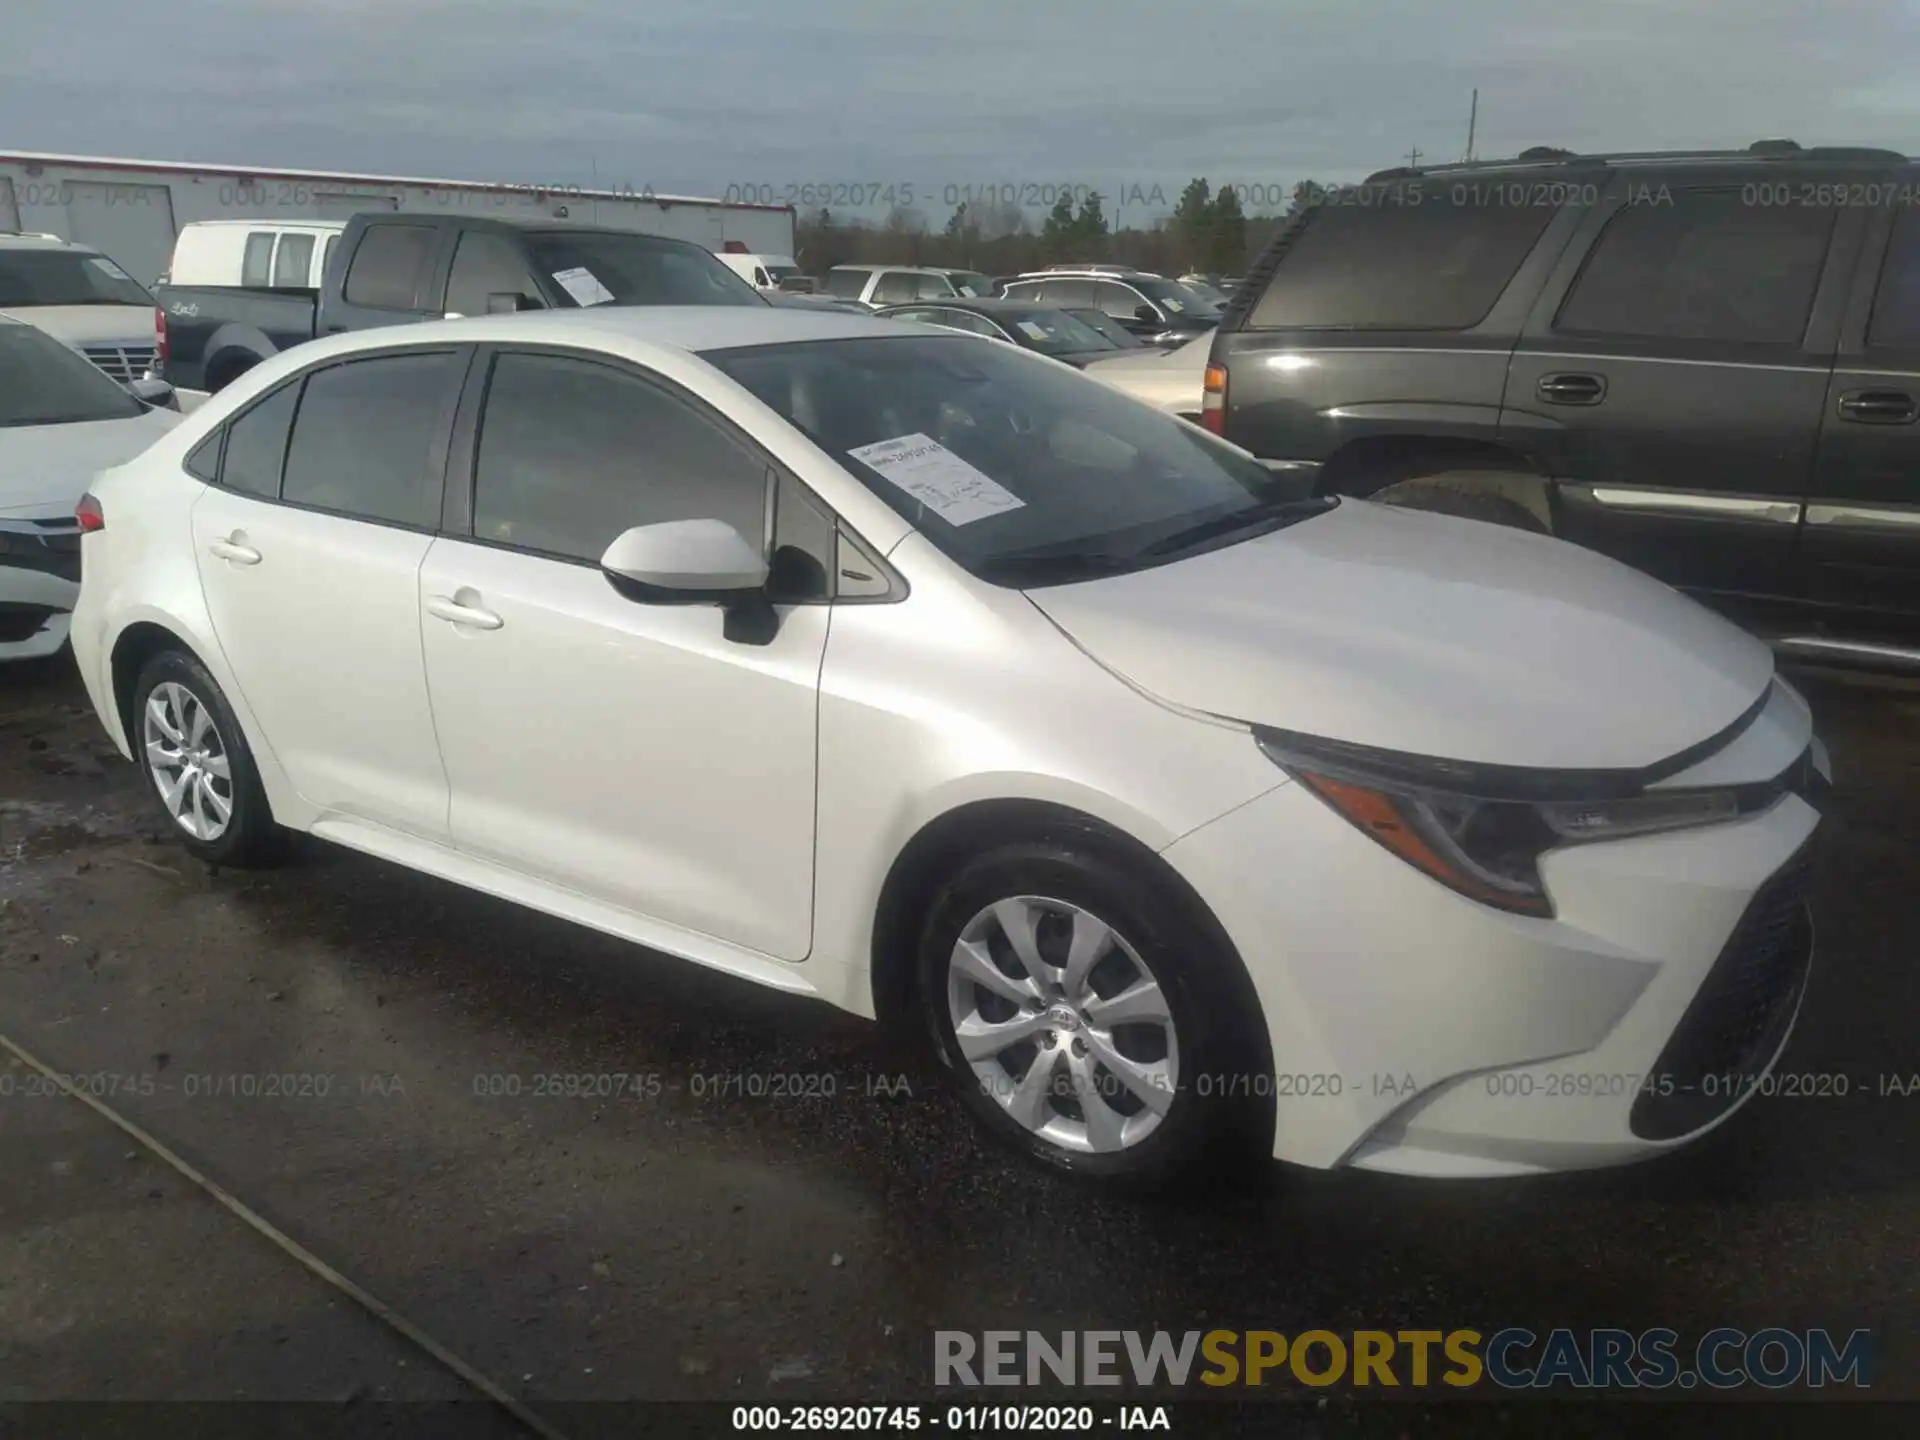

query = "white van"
[
  {"left": 717, "top": 251, "right": 812, "bottom": 293},
  {"left": 162, "top": 220, "right": 347, "bottom": 289}
]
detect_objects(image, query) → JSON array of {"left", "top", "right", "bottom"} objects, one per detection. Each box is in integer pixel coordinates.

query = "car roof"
[
  {"left": 182, "top": 219, "right": 347, "bottom": 230},
  {"left": 828, "top": 263, "right": 951, "bottom": 275},
  {"left": 363, "top": 212, "right": 711, "bottom": 241},
  {"left": 0, "top": 234, "right": 94, "bottom": 251},
  {"left": 1363, "top": 140, "right": 1913, "bottom": 183}
]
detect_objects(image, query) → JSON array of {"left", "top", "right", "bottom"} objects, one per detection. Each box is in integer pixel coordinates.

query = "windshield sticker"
[
  {"left": 1162, "top": 298, "right": 1184, "bottom": 313},
  {"left": 847, "top": 433, "right": 1026, "bottom": 527},
  {"left": 552, "top": 266, "right": 615, "bottom": 307},
  {"left": 1015, "top": 320, "right": 1049, "bottom": 341},
  {"left": 86, "top": 256, "right": 132, "bottom": 281}
]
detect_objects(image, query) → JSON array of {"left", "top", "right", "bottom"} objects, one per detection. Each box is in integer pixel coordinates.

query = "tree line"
[{"left": 794, "top": 177, "right": 1332, "bottom": 278}]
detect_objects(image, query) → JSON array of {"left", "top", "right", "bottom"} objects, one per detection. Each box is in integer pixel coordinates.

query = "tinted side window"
[
  {"left": 1868, "top": 206, "right": 1920, "bottom": 348},
  {"left": 472, "top": 353, "right": 769, "bottom": 564},
  {"left": 1249, "top": 197, "right": 1556, "bottom": 330},
  {"left": 445, "top": 232, "right": 542, "bottom": 317},
  {"left": 1556, "top": 192, "right": 1835, "bottom": 344},
  {"left": 1093, "top": 280, "right": 1147, "bottom": 318},
  {"left": 1040, "top": 279, "right": 1096, "bottom": 307},
  {"left": 184, "top": 430, "right": 224, "bottom": 483},
  {"left": 826, "top": 268, "right": 868, "bottom": 298},
  {"left": 343, "top": 225, "right": 439, "bottom": 311},
  {"left": 241, "top": 232, "right": 274, "bottom": 287},
  {"left": 219, "top": 382, "right": 299, "bottom": 498},
  {"left": 322, "top": 233, "right": 340, "bottom": 281},
  {"left": 281, "top": 353, "right": 457, "bottom": 525},
  {"left": 273, "top": 233, "right": 315, "bottom": 287},
  {"left": 871, "top": 271, "right": 919, "bottom": 304},
  {"left": 1001, "top": 281, "right": 1046, "bottom": 304},
  {"left": 913, "top": 273, "right": 954, "bottom": 299}
]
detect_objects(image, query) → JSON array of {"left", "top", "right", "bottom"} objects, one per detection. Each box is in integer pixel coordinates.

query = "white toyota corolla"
[{"left": 69, "top": 308, "right": 1827, "bottom": 1185}]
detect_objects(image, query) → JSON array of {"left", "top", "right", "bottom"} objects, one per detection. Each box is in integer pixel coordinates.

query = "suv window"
[
  {"left": 1868, "top": 205, "right": 1920, "bottom": 348},
  {"left": 241, "top": 232, "right": 275, "bottom": 288},
  {"left": 1248, "top": 196, "right": 1556, "bottom": 330},
  {"left": 273, "top": 233, "right": 315, "bottom": 287},
  {"left": 445, "top": 231, "right": 542, "bottom": 317},
  {"left": 343, "top": 224, "right": 439, "bottom": 311},
  {"left": 871, "top": 271, "right": 920, "bottom": 305},
  {"left": 219, "top": 382, "right": 300, "bottom": 498},
  {"left": 826, "top": 268, "right": 869, "bottom": 299},
  {"left": 1556, "top": 190, "right": 1836, "bottom": 344},
  {"left": 472, "top": 352, "right": 770, "bottom": 564},
  {"left": 1039, "top": 279, "right": 1097, "bottom": 307},
  {"left": 281, "top": 352, "right": 457, "bottom": 525},
  {"left": 1093, "top": 279, "right": 1150, "bottom": 319},
  {"left": 912, "top": 273, "right": 955, "bottom": 300}
]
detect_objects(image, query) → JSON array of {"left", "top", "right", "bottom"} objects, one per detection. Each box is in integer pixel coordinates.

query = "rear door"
[
  {"left": 323, "top": 220, "right": 450, "bottom": 334},
  {"left": 1218, "top": 181, "right": 1576, "bottom": 467},
  {"left": 1509, "top": 171, "right": 1861, "bottom": 600},
  {"left": 1804, "top": 191, "right": 1920, "bottom": 620}
]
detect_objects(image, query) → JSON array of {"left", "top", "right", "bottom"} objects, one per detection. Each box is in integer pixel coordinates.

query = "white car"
[
  {"left": 70, "top": 307, "right": 1826, "bottom": 1185},
  {"left": 1081, "top": 333, "right": 1211, "bottom": 423},
  {"left": 0, "top": 318, "right": 179, "bottom": 660},
  {"left": 0, "top": 233, "right": 163, "bottom": 386}
]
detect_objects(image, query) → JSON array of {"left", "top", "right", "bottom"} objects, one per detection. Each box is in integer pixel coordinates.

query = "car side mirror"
[
  {"left": 600, "top": 519, "right": 780, "bottom": 644},
  {"left": 126, "top": 376, "right": 178, "bottom": 410},
  {"left": 486, "top": 292, "right": 543, "bottom": 314},
  {"left": 1133, "top": 304, "right": 1159, "bottom": 323}
]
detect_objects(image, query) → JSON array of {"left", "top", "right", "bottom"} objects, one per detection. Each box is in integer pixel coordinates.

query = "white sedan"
[
  {"left": 0, "top": 317, "right": 179, "bottom": 661},
  {"left": 69, "top": 307, "right": 1826, "bottom": 1185}
]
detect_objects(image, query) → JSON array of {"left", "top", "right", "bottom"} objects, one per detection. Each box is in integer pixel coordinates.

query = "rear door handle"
[
  {"left": 207, "top": 537, "right": 261, "bottom": 565},
  {"left": 426, "top": 593, "right": 504, "bottom": 630},
  {"left": 1836, "top": 389, "right": 1918, "bottom": 425},
  {"left": 1537, "top": 372, "right": 1607, "bottom": 405}
]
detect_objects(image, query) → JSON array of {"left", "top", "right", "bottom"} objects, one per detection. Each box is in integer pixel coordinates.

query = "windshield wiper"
[{"left": 1133, "top": 496, "right": 1335, "bottom": 559}]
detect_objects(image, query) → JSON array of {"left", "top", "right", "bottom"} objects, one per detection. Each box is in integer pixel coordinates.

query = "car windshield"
[
  {"left": 1179, "top": 281, "right": 1229, "bottom": 307},
  {"left": 705, "top": 334, "right": 1327, "bottom": 585},
  {"left": 521, "top": 232, "right": 765, "bottom": 307},
  {"left": 946, "top": 272, "right": 995, "bottom": 297},
  {"left": 0, "top": 250, "right": 155, "bottom": 307},
  {"left": 0, "top": 323, "right": 145, "bottom": 426},
  {"left": 1063, "top": 308, "right": 1144, "bottom": 347},
  {"left": 997, "top": 307, "right": 1119, "bottom": 356}
]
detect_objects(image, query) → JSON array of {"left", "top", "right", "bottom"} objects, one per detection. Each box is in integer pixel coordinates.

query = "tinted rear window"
[
  {"left": 280, "top": 352, "right": 456, "bottom": 524},
  {"left": 343, "top": 225, "right": 439, "bottom": 311},
  {"left": 1247, "top": 195, "right": 1556, "bottom": 330}
]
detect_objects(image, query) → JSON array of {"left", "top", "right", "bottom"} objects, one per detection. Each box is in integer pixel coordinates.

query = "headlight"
[{"left": 1256, "top": 730, "right": 1752, "bottom": 918}]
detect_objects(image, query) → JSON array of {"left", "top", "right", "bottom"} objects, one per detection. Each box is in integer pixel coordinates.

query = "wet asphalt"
[{"left": 0, "top": 650, "right": 1915, "bottom": 1433}]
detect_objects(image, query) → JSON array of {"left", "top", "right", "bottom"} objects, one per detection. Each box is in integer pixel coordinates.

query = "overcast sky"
[{"left": 5, "top": 0, "right": 1918, "bottom": 220}]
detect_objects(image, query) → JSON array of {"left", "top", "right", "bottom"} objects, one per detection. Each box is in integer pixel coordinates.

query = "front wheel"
[
  {"left": 915, "top": 837, "right": 1271, "bottom": 1188},
  {"left": 132, "top": 650, "right": 292, "bottom": 868}
]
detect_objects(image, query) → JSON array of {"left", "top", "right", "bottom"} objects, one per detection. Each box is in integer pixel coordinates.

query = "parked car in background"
[
  {"left": 0, "top": 317, "right": 179, "bottom": 660},
  {"left": 162, "top": 220, "right": 346, "bottom": 290},
  {"left": 1001, "top": 271, "right": 1216, "bottom": 348},
  {"left": 768, "top": 292, "right": 871, "bottom": 314},
  {"left": 928, "top": 268, "right": 998, "bottom": 298},
  {"left": 1175, "top": 277, "right": 1232, "bottom": 310},
  {"left": 873, "top": 298, "right": 1125, "bottom": 366},
  {"left": 1082, "top": 333, "right": 1211, "bottom": 423},
  {"left": 1061, "top": 308, "right": 1146, "bottom": 349},
  {"left": 1208, "top": 140, "right": 1920, "bottom": 667},
  {"left": 157, "top": 211, "right": 764, "bottom": 398},
  {"left": 0, "top": 233, "right": 164, "bottom": 387},
  {"left": 824, "top": 264, "right": 963, "bottom": 307},
  {"left": 72, "top": 306, "right": 1827, "bottom": 1186},
  {"left": 1038, "top": 263, "right": 1153, "bottom": 277},
  {"left": 719, "top": 251, "right": 812, "bottom": 294}
]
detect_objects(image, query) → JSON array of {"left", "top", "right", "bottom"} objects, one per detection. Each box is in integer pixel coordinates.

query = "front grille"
[
  {"left": 1630, "top": 844, "right": 1815, "bottom": 1140},
  {"left": 81, "top": 344, "right": 158, "bottom": 383}
]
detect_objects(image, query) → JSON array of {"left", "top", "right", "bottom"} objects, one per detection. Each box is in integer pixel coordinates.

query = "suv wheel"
[
  {"left": 132, "top": 651, "right": 292, "bottom": 868},
  {"left": 1370, "top": 472, "right": 1550, "bottom": 533},
  {"left": 915, "top": 836, "right": 1270, "bottom": 1188}
]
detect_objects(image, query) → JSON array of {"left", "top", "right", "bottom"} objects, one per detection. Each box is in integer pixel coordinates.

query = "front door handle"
[
  {"left": 1537, "top": 372, "right": 1607, "bottom": 405},
  {"left": 426, "top": 593, "right": 504, "bottom": 630},
  {"left": 207, "top": 536, "right": 261, "bottom": 565},
  {"left": 1836, "top": 389, "right": 1918, "bottom": 425}
]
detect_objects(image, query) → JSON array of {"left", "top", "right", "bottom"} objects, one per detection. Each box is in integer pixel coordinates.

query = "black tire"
[
  {"left": 206, "top": 354, "right": 257, "bottom": 394},
  {"left": 1371, "top": 475, "right": 1549, "bottom": 533},
  {"left": 130, "top": 650, "right": 293, "bottom": 869},
  {"left": 915, "top": 834, "right": 1272, "bottom": 1189}
]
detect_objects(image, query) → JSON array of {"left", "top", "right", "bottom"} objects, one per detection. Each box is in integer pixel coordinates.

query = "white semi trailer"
[{"left": 0, "top": 151, "right": 796, "bottom": 288}]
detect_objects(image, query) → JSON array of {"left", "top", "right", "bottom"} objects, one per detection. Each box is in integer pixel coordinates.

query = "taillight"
[
  {"left": 1201, "top": 363, "right": 1228, "bottom": 435},
  {"left": 75, "top": 493, "right": 105, "bottom": 533},
  {"left": 153, "top": 306, "right": 169, "bottom": 373}
]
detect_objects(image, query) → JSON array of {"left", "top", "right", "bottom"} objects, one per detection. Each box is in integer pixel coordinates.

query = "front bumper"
[{"left": 1162, "top": 758, "right": 1821, "bottom": 1177}]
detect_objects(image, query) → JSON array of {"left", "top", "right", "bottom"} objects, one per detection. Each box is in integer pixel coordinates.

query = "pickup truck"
[{"left": 157, "top": 211, "right": 766, "bottom": 396}]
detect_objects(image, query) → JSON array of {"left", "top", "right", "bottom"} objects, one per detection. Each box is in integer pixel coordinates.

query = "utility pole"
[
  {"left": 1465, "top": 89, "right": 1478, "bottom": 162},
  {"left": 1406, "top": 146, "right": 1423, "bottom": 169}
]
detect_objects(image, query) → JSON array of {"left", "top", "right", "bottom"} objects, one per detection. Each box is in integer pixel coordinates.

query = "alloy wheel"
[
  {"left": 945, "top": 895, "right": 1179, "bottom": 1154},
  {"left": 142, "top": 681, "right": 235, "bottom": 841}
]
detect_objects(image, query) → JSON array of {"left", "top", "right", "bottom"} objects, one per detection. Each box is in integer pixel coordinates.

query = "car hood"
[
  {"left": 0, "top": 305, "right": 156, "bottom": 346},
  {"left": 1025, "top": 499, "right": 1776, "bottom": 771},
  {"left": 0, "top": 409, "right": 180, "bottom": 516}
]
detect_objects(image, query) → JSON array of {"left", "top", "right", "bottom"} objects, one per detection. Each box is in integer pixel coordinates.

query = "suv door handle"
[
  {"left": 207, "top": 537, "right": 261, "bottom": 565},
  {"left": 1537, "top": 372, "right": 1607, "bottom": 405},
  {"left": 426, "top": 593, "right": 504, "bottom": 630},
  {"left": 1836, "top": 389, "right": 1918, "bottom": 425}
]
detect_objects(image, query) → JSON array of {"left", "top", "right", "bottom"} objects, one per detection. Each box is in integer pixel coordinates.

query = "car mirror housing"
[
  {"left": 600, "top": 519, "right": 771, "bottom": 603},
  {"left": 126, "top": 376, "right": 178, "bottom": 410}
]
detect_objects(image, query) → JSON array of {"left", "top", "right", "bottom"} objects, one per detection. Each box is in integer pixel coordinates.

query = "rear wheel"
[
  {"left": 915, "top": 836, "right": 1271, "bottom": 1188},
  {"left": 132, "top": 650, "right": 292, "bottom": 868}
]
